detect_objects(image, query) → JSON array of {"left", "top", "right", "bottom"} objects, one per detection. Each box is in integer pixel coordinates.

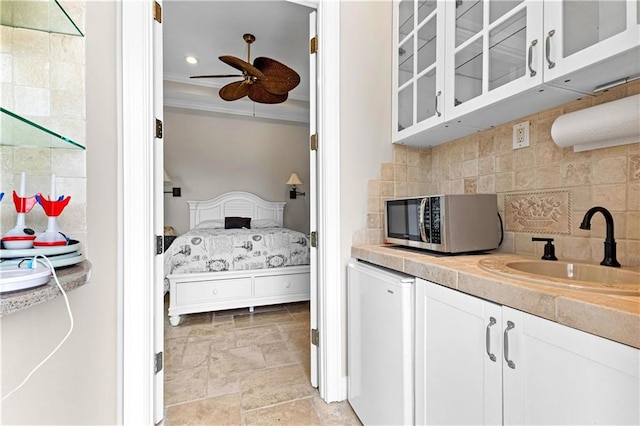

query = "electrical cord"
[
  {"left": 498, "top": 212, "right": 504, "bottom": 247},
  {"left": 1, "top": 255, "right": 74, "bottom": 401}
]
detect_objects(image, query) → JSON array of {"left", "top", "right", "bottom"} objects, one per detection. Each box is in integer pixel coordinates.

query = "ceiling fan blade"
[
  {"left": 219, "top": 55, "right": 266, "bottom": 79},
  {"left": 247, "top": 83, "right": 288, "bottom": 104},
  {"left": 253, "top": 57, "right": 300, "bottom": 95},
  {"left": 190, "top": 74, "right": 243, "bottom": 79},
  {"left": 219, "top": 81, "right": 249, "bottom": 101}
]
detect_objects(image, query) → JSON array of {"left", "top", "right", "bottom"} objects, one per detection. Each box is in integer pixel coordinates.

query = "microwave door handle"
[{"left": 419, "top": 198, "right": 428, "bottom": 242}]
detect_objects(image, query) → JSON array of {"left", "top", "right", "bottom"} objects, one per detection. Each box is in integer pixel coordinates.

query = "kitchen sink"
[{"left": 478, "top": 258, "right": 640, "bottom": 296}]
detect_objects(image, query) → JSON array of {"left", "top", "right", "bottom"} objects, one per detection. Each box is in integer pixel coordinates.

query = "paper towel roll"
[{"left": 551, "top": 94, "right": 640, "bottom": 152}]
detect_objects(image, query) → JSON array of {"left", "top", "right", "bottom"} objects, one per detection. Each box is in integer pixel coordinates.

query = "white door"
[
  {"left": 443, "top": 0, "right": 544, "bottom": 122},
  {"left": 543, "top": 0, "right": 640, "bottom": 93},
  {"left": 502, "top": 307, "right": 640, "bottom": 425},
  {"left": 153, "top": 0, "right": 164, "bottom": 423},
  {"left": 415, "top": 279, "right": 502, "bottom": 425},
  {"left": 308, "top": 9, "right": 319, "bottom": 389}
]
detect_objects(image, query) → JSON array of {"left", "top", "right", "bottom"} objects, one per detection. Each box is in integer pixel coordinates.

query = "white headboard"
[{"left": 187, "top": 191, "right": 286, "bottom": 230}]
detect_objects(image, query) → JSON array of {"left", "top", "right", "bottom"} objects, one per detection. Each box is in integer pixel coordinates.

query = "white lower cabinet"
[{"left": 415, "top": 278, "right": 640, "bottom": 425}]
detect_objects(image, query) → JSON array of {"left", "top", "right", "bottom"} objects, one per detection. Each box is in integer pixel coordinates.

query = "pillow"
[
  {"left": 225, "top": 216, "right": 251, "bottom": 229},
  {"left": 194, "top": 219, "right": 224, "bottom": 229},
  {"left": 252, "top": 219, "right": 281, "bottom": 229}
]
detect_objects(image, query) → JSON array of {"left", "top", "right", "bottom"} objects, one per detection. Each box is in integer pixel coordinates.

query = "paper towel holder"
[{"left": 551, "top": 94, "right": 640, "bottom": 152}]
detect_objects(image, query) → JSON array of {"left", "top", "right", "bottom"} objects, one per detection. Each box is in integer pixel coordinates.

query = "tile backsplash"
[
  {"left": 357, "top": 79, "right": 640, "bottom": 266},
  {"left": 0, "top": 2, "right": 86, "bottom": 243}
]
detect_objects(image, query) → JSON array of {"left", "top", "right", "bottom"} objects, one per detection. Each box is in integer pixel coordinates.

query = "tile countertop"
[
  {"left": 0, "top": 261, "right": 92, "bottom": 316},
  {"left": 351, "top": 245, "right": 640, "bottom": 350}
]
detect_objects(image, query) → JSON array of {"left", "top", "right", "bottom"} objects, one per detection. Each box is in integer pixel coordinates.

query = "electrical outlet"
[{"left": 513, "top": 121, "right": 530, "bottom": 149}]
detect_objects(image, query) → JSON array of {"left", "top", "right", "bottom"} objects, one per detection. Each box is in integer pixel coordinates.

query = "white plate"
[
  {"left": 0, "top": 240, "right": 81, "bottom": 259},
  {"left": 0, "top": 252, "right": 83, "bottom": 269},
  {"left": 0, "top": 267, "right": 52, "bottom": 293}
]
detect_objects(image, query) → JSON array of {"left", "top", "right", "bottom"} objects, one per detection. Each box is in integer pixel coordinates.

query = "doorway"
[
  {"left": 120, "top": 1, "right": 342, "bottom": 422},
  {"left": 160, "top": 0, "right": 317, "bottom": 420}
]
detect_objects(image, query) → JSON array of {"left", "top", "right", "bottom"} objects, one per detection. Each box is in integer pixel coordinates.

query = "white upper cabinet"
[
  {"left": 393, "top": 0, "right": 483, "bottom": 146},
  {"left": 393, "top": 0, "right": 640, "bottom": 147},
  {"left": 543, "top": 0, "right": 640, "bottom": 93},
  {"left": 444, "top": 0, "right": 547, "bottom": 123},
  {"left": 394, "top": 1, "right": 444, "bottom": 141}
]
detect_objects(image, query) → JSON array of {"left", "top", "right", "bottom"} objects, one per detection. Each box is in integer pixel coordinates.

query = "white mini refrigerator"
[{"left": 347, "top": 259, "right": 414, "bottom": 425}]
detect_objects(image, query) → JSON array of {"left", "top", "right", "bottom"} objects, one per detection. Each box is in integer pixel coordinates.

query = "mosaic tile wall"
[
  {"left": 0, "top": 2, "right": 87, "bottom": 243},
  {"left": 356, "top": 80, "right": 640, "bottom": 266}
]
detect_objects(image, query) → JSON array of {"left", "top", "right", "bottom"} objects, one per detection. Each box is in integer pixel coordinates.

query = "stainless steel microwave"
[{"left": 384, "top": 194, "right": 500, "bottom": 253}]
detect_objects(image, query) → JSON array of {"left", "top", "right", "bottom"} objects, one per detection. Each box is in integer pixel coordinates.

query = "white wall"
[
  {"left": 164, "top": 107, "right": 311, "bottom": 234},
  {"left": 0, "top": 2, "right": 119, "bottom": 423},
  {"left": 338, "top": 0, "right": 393, "bottom": 373}
]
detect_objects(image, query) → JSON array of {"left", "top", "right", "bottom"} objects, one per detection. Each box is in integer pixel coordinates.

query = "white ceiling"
[{"left": 163, "top": 1, "right": 314, "bottom": 123}]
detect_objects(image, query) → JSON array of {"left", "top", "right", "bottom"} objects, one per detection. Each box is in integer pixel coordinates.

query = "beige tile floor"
[{"left": 163, "top": 299, "right": 362, "bottom": 425}]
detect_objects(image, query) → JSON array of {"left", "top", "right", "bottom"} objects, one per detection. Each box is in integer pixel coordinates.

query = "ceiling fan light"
[{"left": 185, "top": 56, "right": 198, "bottom": 65}]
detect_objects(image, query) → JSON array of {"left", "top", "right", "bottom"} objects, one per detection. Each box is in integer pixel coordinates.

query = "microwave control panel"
[{"left": 423, "top": 197, "right": 441, "bottom": 244}]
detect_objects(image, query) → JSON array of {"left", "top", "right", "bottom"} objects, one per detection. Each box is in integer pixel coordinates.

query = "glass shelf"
[
  {"left": 1, "top": 0, "right": 83, "bottom": 36},
  {"left": 1, "top": 107, "right": 85, "bottom": 150}
]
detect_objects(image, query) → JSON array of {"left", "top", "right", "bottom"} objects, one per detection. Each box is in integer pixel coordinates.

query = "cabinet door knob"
[
  {"left": 528, "top": 39, "right": 538, "bottom": 77},
  {"left": 545, "top": 30, "right": 556, "bottom": 69},
  {"left": 485, "top": 316, "right": 497, "bottom": 362},
  {"left": 503, "top": 320, "right": 516, "bottom": 369}
]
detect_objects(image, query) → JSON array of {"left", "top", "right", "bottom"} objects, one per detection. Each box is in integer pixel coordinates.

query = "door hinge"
[
  {"left": 154, "top": 351, "right": 163, "bottom": 374},
  {"left": 311, "top": 328, "right": 319, "bottom": 346},
  {"left": 310, "top": 133, "right": 318, "bottom": 151},
  {"left": 310, "top": 231, "right": 318, "bottom": 248},
  {"left": 155, "top": 235, "right": 164, "bottom": 255},
  {"left": 153, "top": 1, "right": 162, "bottom": 23},
  {"left": 310, "top": 36, "right": 318, "bottom": 54},
  {"left": 155, "top": 118, "right": 163, "bottom": 139}
]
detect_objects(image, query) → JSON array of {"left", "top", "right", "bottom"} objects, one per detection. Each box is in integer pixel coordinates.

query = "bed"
[{"left": 164, "top": 191, "right": 310, "bottom": 326}]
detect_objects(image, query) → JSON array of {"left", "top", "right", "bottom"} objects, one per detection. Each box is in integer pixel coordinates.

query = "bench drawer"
[
  {"left": 254, "top": 273, "right": 309, "bottom": 297},
  {"left": 176, "top": 278, "right": 252, "bottom": 304}
]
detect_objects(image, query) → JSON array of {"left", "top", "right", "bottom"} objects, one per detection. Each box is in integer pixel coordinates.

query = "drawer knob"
[
  {"left": 212, "top": 288, "right": 218, "bottom": 295},
  {"left": 286, "top": 282, "right": 291, "bottom": 288}
]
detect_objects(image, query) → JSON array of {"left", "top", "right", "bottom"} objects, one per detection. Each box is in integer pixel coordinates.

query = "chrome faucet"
[{"left": 579, "top": 206, "right": 621, "bottom": 267}]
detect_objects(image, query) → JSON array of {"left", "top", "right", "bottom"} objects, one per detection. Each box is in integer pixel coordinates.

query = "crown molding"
[{"left": 163, "top": 74, "right": 310, "bottom": 123}]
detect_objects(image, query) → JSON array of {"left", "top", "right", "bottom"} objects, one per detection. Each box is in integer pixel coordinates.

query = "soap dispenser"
[{"left": 532, "top": 237, "right": 558, "bottom": 261}]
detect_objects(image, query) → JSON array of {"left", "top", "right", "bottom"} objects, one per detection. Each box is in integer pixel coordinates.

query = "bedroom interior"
[{"left": 160, "top": 1, "right": 335, "bottom": 422}]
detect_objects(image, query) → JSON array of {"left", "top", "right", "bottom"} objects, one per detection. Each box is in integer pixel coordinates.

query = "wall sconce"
[
  {"left": 286, "top": 172, "right": 305, "bottom": 199},
  {"left": 163, "top": 169, "right": 182, "bottom": 197}
]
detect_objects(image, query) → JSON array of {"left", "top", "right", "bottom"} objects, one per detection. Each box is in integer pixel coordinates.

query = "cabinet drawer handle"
[
  {"left": 485, "top": 316, "right": 497, "bottom": 362},
  {"left": 528, "top": 39, "right": 538, "bottom": 77},
  {"left": 435, "top": 91, "right": 442, "bottom": 117},
  {"left": 503, "top": 320, "right": 516, "bottom": 369},
  {"left": 545, "top": 30, "right": 556, "bottom": 69}
]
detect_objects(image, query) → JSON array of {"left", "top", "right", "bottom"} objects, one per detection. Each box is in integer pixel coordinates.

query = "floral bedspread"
[{"left": 164, "top": 227, "right": 310, "bottom": 277}]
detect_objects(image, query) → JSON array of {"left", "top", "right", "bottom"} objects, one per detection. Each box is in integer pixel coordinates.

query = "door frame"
[
  {"left": 120, "top": 1, "right": 156, "bottom": 423},
  {"left": 119, "top": 0, "right": 343, "bottom": 423}
]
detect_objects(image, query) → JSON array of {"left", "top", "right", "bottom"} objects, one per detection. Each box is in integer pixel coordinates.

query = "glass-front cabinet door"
[
  {"left": 543, "top": 0, "right": 640, "bottom": 93},
  {"left": 393, "top": 0, "right": 446, "bottom": 144},
  {"left": 444, "top": 0, "right": 543, "bottom": 123}
]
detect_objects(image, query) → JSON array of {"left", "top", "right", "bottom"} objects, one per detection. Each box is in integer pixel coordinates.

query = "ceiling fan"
[{"left": 190, "top": 33, "right": 301, "bottom": 104}]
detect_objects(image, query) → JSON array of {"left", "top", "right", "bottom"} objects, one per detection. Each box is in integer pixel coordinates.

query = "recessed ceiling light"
[{"left": 185, "top": 56, "right": 198, "bottom": 65}]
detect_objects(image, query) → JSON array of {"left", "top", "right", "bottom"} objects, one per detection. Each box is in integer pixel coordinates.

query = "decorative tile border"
[{"left": 505, "top": 190, "right": 571, "bottom": 235}]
